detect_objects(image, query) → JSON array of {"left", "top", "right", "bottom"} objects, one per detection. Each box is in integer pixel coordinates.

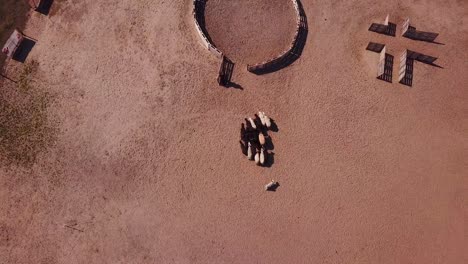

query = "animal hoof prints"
[{"left": 240, "top": 112, "right": 276, "bottom": 167}]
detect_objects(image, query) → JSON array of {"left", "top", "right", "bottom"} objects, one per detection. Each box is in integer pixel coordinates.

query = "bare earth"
[{"left": 1, "top": 0, "right": 467, "bottom": 263}]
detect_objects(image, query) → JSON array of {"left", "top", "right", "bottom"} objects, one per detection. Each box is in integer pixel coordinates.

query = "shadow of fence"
[
  {"left": 366, "top": 42, "right": 385, "bottom": 53},
  {"left": 247, "top": 0, "right": 308, "bottom": 75},
  {"left": 403, "top": 26, "right": 440, "bottom": 43},
  {"left": 377, "top": 53, "right": 393, "bottom": 83},
  {"left": 194, "top": 0, "right": 212, "bottom": 43},
  {"left": 369, "top": 22, "right": 396, "bottom": 36},
  {"left": 193, "top": 0, "right": 223, "bottom": 58}
]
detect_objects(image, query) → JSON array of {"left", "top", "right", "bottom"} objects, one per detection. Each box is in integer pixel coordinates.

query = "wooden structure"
[
  {"left": 377, "top": 46, "right": 386, "bottom": 77},
  {"left": 407, "top": 50, "right": 438, "bottom": 64},
  {"left": 2, "top": 30, "right": 24, "bottom": 58},
  {"left": 398, "top": 50, "right": 413, "bottom": 86},
  {"left": 369, "top": 14, "right": 396, "bottom": 36},
  {"left": 28, "top": 0, "right": 41, "bottom": 9},
  {"left": 401, "top": 18, "right": 439, "bottom": 42},
  {"left": 217, "top": 56, "right": 234, "bottom": 87},
  {"left": 192, "top": 0, "right": 223, "bottom": 59},
  {"left": 247, "top": 0, "right": 308, "bottom": 74},
  {"left": 401, "top": 18, "right": 410, "bottom": 36},
  {"left": 376, "top": 46, "right": 393, "bottom": 83}
]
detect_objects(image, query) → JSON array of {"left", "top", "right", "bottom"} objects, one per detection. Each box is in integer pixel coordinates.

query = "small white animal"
[
  {"left": 248, "top": 117, "right": 257, "bottom": 129},
  {"left": 258, "top": 111, "right": 267, "bottom": 126},
  {"left": 261, "top": 112, "right": 272, "bottom": 128},
  {"left": 260, "top": 148, "right": 265, "bottom": 165},
  {"left": 254, "top": 152, "right": 260, "bottom": 165},
  {"left": 247, "top": 142, "right": 253, "bottom": 160},
  {"left": 265, "top": 180, "right": 279, "bottom": 191}
]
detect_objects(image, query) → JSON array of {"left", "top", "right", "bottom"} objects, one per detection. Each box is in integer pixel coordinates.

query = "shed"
[
  {"left": 29, "top": 0, "right": 41, "bottom": 9},
  {"left": 2, "top": 30, "right": 24, "bottom": 58}
]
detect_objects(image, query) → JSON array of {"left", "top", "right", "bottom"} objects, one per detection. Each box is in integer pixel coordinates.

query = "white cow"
[
  {"left": 265, "top": 180, "right": 279, "bottom": 191},
  {"left": 258, "top": 112, "right": 267, "bottom": 126},
  {"left": 258, "top": 133, "right": 266, "bottom": 145},
  {"left": 258, "top": 112, "right": 272, "bottom": 128},
  {"left": 260, "top": 148, "right": 266, "bottom": 165},
  {"left": 247, "top": 142, "right": 253, "bottom": 160},
  {"left": 254, "top": 152, "right": 260, "bottom": 165},
  {"left": 248, "top": 117, "right": 257, "bottom": 130}
]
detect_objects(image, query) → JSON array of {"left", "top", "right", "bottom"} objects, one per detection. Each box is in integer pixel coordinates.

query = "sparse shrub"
[{"left": 0, "top": 61, "right": 56, "bottom": 167}]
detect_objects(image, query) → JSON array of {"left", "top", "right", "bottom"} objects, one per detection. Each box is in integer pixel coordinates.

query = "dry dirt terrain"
[{"left": 1, "top": 0, "right": 467, "bottom": 263}]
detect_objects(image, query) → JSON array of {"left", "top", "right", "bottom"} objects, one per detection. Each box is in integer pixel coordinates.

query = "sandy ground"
[
  {"left": 0, "top": 0, "right": 467, "bottom": 263},
  {"left": 205, "top": 0, "right": 297, "bottom": 64}
]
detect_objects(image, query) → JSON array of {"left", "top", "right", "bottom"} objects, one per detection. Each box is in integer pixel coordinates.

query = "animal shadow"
[
  {"left": 269, "top": 119, "right": 279, "bottom": 132},
  {"left": 266, "top": 181, "right": 280, "bottom": 192},
  {"left": 263, "top": 152, "right": 275, "bottom": 168}
]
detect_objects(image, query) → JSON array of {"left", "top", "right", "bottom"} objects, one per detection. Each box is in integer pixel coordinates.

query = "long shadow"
[
  {"left": 12, "top": 38, "right": 36, "bottom": 63},
  {"left": 247, "top": 0, "right": 308, "bottom": 75},
  {"left": 227, "top": 82, "right": 243, "bottom": 90},
  {"left": 407, "top": 50, "right": 443, "bottom": 68},
  {"left": 366, "top": 42, "right": 385, "bottom": 53},
  {"left": 377, "top": 54, "right": 393, "bottom": 83},
  {"left": 36, "top": 0, "right": 54, "bottom": 15},
  {"left": 369, "top": 22, "right": 396, "bottom": 36},
  {"left": 265, "top": 180, "right": 280, "bottom": 191},
  {"left": 403, "top": 26, "right": 442, "bottom": 44},
  {"left": 194, "top": 0, "right": 217, "bottom": 46},
  {"left": 269, "top": 119, "right": 279, "bottom": 132},
  {"left": 263, "top": 152, "right": 275, "bottom": 168},
  {"left": 399, "top": 58, "right": 414, "bottom": 87}
]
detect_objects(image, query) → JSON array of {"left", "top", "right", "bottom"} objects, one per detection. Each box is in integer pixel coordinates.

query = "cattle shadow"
[
  {"left": 265, "top": 180, "right": 280, "bottom": 191},
  {"left": 265, "top": 136, "right": 275, "bottom": 151},
  {"left": 263, "top": 152, "right": 275, "bottom": 168},
  {"left": 12, "top": 38, "right": 36, "bottom": 63},
  {"left": 269, "top": 119, "right": 279, "bottom": 132}
]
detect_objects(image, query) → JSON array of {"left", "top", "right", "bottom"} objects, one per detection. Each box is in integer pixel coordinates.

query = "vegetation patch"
[{"left": 0, "top": 60, "right": 57, "bottom": 167}]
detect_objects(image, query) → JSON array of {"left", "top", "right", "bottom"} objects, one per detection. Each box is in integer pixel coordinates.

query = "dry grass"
[{"left": 0, "top": 60, "right": 57, "bottom": 167}]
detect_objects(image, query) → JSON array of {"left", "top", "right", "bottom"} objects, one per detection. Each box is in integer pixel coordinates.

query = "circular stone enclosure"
[{"left": 204, "top": 0, "right": 298, "bottom": 64}]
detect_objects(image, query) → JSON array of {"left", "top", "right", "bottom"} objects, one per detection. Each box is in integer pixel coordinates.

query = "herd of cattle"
[
  {"left": 239, "top": 112, "right": 274, "bottom": 166},
  {"left": 239, "top": 112, "right": 280, "bottom": 191}
]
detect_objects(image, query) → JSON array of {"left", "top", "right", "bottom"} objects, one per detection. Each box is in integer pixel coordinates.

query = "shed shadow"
[
  {"left": 35, "top": 0, "right": 54, "bottom": 15},
  {"left": 12, "top": 38, "right": 36, "bottom": 63}
]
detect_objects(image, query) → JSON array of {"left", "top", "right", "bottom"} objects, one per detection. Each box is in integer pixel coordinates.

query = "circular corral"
[{"left": 204, "top": 0, "right": 297, "bottom": 64}]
